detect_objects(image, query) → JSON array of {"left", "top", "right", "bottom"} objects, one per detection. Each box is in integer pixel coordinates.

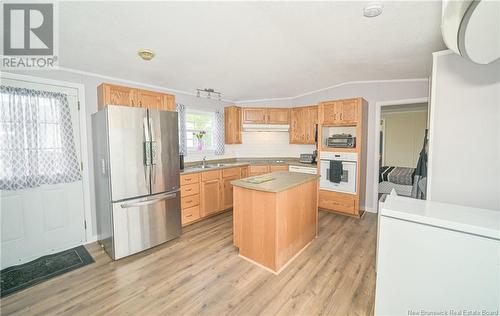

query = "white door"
[{"left": 0, "top": 77, "right": 86, "bottom": 269}]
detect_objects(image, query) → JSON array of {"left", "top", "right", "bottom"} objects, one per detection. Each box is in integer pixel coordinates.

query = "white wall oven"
[{"left": 319, "top": 152, "right": 357, "bottom": 194}]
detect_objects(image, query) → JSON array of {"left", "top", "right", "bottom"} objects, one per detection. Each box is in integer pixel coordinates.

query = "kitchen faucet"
[{"left": 202, "top": 156, "right": 207, "bottom": 168}]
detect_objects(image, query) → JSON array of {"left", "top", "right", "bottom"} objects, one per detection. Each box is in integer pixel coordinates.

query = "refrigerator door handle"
[
  {"left": 148, "top": 116, "right": 157, "bottom": 185},
  {"left": 120, "top": 191, "right": 179, "bottom": 209}
]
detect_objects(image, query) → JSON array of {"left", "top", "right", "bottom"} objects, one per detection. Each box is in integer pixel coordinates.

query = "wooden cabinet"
[
  {"left": 267, "top": 108, "right": 290, "bottom": 124},
  {"left": 290, "top": 105, "right": 318, "bottom": 144},
  {"left": 317, "top": 97, "right": 368, "bottom": 218},
  {"left": 320, "top": 99, "right": 359, "bottom": 125},
  {"left": 136, "top": 89, "right": 163, "bottom": 109},
  {"left": 224, "top": 106, "right": 242, "bottom": 144},
  {"left": 200, "top": 170, "right": 223, "bottom": 217},
  {"left": 221, "top": 167, "right": 244, "bottom": 210},
  {"left": 98, "top": 84, "right": 137, "bottom": 109},
  {"left": 97, "top": 83, "right": 175, "bottom": 111},
  {"left": 241, "top": 166, "right": 249, "bottom": 178},
  {"left": 180, "top": 173, "right": 201, "bottom": 226},
  {"left": 242, "top": 108, "right": 267, "bottom": 124},
  {"left": 161, "top": 94, "right": 176, "bottom": 111},
  {"left": 319, "top": 190, "right": 357, "bottom": 215},
  {"left": 269, "top": 164, "right": 289, "bottom": 172},
  {"left": 242, "top": 108, "right": 290, "bottom": 124},
  {"left": 249, "top": 165, "right": 270, "bottom": 176}
]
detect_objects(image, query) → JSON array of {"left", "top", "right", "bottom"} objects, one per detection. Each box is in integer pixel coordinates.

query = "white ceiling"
[{"left": 59, "top": 1, "right": 445, "bottom": 101}]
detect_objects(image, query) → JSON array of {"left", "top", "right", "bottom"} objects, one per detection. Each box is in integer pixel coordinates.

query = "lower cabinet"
[
  {"left": 249, "top": 164, "right": 288, "bottom": 176},
  {"left": 249, "top": 165, "right": 270, "bottom": 176},
  {"left": 222, "top": 175, "right": 239, "bottom": 210},
  {"left": 269, "top": 164, "right": 289, "bottom": 172},
  {"left": 180, "top": 167, "right": 244, "bottom": 227},
  {"left": 318, "top": 189, "right": 358, "bottom": 216},
  {"left": 201, "top": 172, "right": 223, "bottom": 217}
]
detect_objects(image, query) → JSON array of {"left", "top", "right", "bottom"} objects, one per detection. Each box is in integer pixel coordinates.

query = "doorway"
[
  {"left": 373, "top": 98, "right": 429, "bottom": 211},
  {"left": 1, "top": 74, "right": 88, "bottom": 269}
]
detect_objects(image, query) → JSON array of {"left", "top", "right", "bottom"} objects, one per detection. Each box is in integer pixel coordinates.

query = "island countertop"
[{"left": 231, "top": 171, "right": 320, "bottom": 193}]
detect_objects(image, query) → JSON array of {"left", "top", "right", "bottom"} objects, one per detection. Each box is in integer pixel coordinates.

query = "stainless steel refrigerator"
[{"left": 92, "top": 105, "right": 181, "bottom": 260}]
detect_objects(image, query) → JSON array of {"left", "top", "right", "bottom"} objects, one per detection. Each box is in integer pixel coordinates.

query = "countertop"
[
  {"left": 231, "top": 171, "right": 320, "bottom": 193},
  {"left": 180, "top": 162, "right": 250, "bottom": 175},
  {"left": 380, "top": 194, "right": 500, "bottom": 240},
  {"left": 180, "top": 158, "right": 317, "bottom": 175}
]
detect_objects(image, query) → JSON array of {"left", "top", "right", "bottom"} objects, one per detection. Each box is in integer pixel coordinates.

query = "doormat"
[{"left": 0, "top": 245, "right": 94, "bottom": 298}]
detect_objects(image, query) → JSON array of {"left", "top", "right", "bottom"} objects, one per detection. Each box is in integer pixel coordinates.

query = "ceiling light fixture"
[
  {"left": 138, "top": 49, "right": 155, "bottom": 61},
  {"left": 363, "top": 2, "right": 383, "bottom": 18},
  {"left": 196, "top": 88, "right": 222, "bottom": 101}
]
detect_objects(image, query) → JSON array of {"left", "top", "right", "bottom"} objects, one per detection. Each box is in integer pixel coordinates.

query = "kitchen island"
[{"left": 232, "top": 171, "right": 320, "bottom": 274}]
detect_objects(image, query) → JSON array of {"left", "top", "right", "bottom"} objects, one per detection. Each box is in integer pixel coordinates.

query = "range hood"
[{"left": 242, "top": 123, "right": 290, "bottom": 132}]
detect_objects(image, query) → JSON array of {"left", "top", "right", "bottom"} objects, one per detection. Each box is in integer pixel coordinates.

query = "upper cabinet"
[
  {"left": 319, "top": 98, "right": 360, "bottom": 126},
  {"left": 267, "top": 108, "right": 290, "bottom": 124},
  {"left": 242, "top": 108, "right": 267, "bottom": 123},
  {"left": 290, "top": 105, "right": 318, "bottom": 144},
  {"left": 242, "top": 108, "right": 289, "bottom": 124},
  {"left": 224, "top": 106, "right": 242, "bottom": 144},
  {"left": 98, "top": 83, "right": 175, "bottom": 111},
  {"left": 98, "top": 84, "right": 137, "bottom": 108}
]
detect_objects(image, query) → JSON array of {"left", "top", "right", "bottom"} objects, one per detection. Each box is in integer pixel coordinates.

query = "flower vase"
[{"left": 196, "top": 138, "right": 204, "bottom": 151}]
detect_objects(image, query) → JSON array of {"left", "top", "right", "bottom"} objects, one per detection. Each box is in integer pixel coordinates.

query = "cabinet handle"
[
  {"left": 186, "top": 188, "right": 192, "bottom": 192},
  {"left": 205, "top": 179, "right": 219, "bottom": 184},
  {"left": 340, "top": 113, "right": 343, "bottom": 120},
  {"left": 186, "top": 214, "right": 192, "bottom": 218}
]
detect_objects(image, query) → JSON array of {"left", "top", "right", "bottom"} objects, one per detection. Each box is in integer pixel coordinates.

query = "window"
[
  {"left": 185, "top": 110, "right": 215, "bottom": 151},
  {"left": 0, "top": 86, "right": 81, "bottom": 190}
]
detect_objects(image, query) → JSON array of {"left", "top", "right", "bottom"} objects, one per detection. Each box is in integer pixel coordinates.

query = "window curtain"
[
  {"left": 214, "top": 109, "right": 225, "bottom": 155},
  {"left": 176, "top": 103, "right": 187, "bottom": 155},
  {"left": 0, "top": 86, "right": 82, "bottom": 190}
]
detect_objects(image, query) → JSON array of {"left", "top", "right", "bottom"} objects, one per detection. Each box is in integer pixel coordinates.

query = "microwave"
[{"left": 327, "top": 134, "right": 356, "bottom": 148}]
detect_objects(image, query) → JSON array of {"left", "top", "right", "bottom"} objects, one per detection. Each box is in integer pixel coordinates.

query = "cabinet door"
[
  {"left": 242, "top": 108, "right": 267, "bottom": 124},
  {"left": 249, "top": 165, "right": 270, "bottom": 176},
  {"left": 267, "top": 108, "right": 289, "bottom": 124},
  {"left": 338, "top": 99, "right": 358, "bottom": 124},
  {"left": 321, "top": 102, "right": 337, "bottom": 125},
  {"left": 290, "top": 108, "right": 305, "bottom": 143},
  {"left": 161, "top": 94, "right": 176, "bottom": 111},
  {"left": 269, "top": 164, "right": 289, "bottom": 172},
  {"left": 304, "top": 106, "right": 318, "bottom": 144},
  {"left": 224, "top": 106, "right": 242, "bottom": 144},
  {"left": 222, "top": 175, "right": 239, "bottom": 210},
  {"left": 201, "top": 179, "right": 222, "bottom": 217},
  {"left": 98, "top": 84, "right": 136, "bottom": 109},
  {"left": 241, "top": 167, "right": 249, "bottom": 178},
  {"left": 136, "top": 89, "right": 164, "bottom": 109}
]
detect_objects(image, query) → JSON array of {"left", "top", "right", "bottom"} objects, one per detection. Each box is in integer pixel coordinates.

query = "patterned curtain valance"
[{"left": 0, "top": 85, "right": 82, "bottom": 190}]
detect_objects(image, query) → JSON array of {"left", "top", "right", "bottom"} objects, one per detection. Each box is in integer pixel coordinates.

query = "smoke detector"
[
  {"left": 363, "top": 2, "right": 383, "bottom": 18},
  {"left": 138, "top": 49, "right": 155, "bottom": 61}
]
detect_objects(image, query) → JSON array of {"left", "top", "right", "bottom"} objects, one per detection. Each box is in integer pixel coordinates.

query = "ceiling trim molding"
[
  {"left": 57, "top": 66, "right": 235, "bottom": 103},
  {"left": 235, "top": 78, "right": 429, "bottom": 103},
  {"left": 57, "top": 66, "right": 428, "bottom": 104}
]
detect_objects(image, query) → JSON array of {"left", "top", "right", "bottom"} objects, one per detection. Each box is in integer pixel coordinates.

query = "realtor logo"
[{"left": 2, "top": 2, "right": 58, "bottom": 69}]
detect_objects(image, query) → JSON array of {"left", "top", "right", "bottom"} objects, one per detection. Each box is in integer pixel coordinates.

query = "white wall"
[
  {"left": 382, "top": 110, "right": 428, "bottom": 168},
  {"left": 428, "top": 51, "right": 500, "bottom": 211},
  {"left": 292, "top": 80, "right": 430, "bottom": 212}
]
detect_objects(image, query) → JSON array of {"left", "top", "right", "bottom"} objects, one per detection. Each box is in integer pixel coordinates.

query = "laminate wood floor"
[{"left": 0, "top": 211, "right": 378, "bottom": 316}]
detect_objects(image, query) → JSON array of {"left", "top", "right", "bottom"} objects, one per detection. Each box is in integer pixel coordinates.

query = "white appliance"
[
  {"left": 289, "top": 165, "right": 317, "bottom": 174},
  {"left": 319, "top": 152, "right": 357, "bottom": 194},
  {"left": 242, "top": 123, "right": 289, "bottom": 132},
  {"left": 376, "top": 194, "right": 500, "bottom": 315}
]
